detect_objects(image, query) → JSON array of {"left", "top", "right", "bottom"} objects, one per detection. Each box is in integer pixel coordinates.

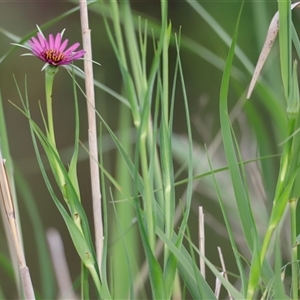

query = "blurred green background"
[{"left": 0, "top": 0, "right": 292, "bottom": 298}]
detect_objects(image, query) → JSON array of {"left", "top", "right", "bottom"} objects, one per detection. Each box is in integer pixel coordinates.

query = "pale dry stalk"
[
  {"left": 79, "top": 0, "right": 104, "bottom": 270},
  {"left": 0, "top": 150, "right": 35, "bottom": 299},
  {"left": 247, "top": 1, "right": 300, "bottom": 99},
  {"left": 217, "top": 246, "right": 232, "bottom": 300},
  {"left": 199, "top": 206, "right": 205, "bottom": 279}
]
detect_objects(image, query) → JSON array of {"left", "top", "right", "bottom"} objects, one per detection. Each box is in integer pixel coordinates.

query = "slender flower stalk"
[
  {"left": 13, "top": 26, "right": 85, "bottom": 188},
  {"left": 13, "top": 26, "right": 87, "bottom": 209},
  {"left": 45, "top": 66, "right": 58, "bottom": 148},
  {"left": 44, "top": 66, "right": 66, "bottom": 190}
]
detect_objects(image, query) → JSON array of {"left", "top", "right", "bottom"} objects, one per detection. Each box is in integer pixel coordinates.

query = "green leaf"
[
  {"left": 278, "top": 0, "right": 291, "bottom": 100},
  {"left": 157, "top": 228, "right": 216, "bottom": 300},
  {"left": 136, "top": 201, "right": 166, "bottom": 299},
  {"left": 273, "top": 234, "right": 289, "bottom": 299},
  {"left": 67, "top": 67, "right": 80, "bottom": 198},
  {"left": 219, "top": 1, "right": 257, "bottom": 255}
]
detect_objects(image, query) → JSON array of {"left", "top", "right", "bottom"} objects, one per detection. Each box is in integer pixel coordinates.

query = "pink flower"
[
  {"left": 29, "top": 31, "right": 85, "bottom": 67},
  {"left": 13, "top": 26, "right": 85, "bottom": 69}
]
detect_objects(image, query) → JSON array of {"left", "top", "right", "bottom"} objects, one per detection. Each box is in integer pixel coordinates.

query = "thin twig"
[
  {"left": 247, "top": 1, "right": 300, "bottom": 99},
  {"left": 199, "top": 206, "right": 205, "bottom": 279},
  {"left": 217, "top": 246, "right": 232, "bottom": 300},
  {"left": 79, "top": 1, "right": 104, "bottom": 270},
  {"left": 47, "top": 228, "right": 78, "bottom": 300},
  {"left": 0, "top": 150, "right": 35, "bottom": 299},
  {"left": 214, "top": 271, "right": 223, "bottom": 299}
]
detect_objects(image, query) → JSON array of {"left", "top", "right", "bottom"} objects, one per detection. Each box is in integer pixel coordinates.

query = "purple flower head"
[
  {"left": 28, "top": 30, "right": 85, "bottom": 67},
  {"left": 13, "top": 26, "right": 85, "bottom": 70}
]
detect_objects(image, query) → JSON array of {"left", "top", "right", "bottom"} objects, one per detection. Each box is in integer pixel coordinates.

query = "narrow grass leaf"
[
  {"left": 219, "top": 2, "right": 258, "bottom": 253},
  {"left": 206, "top": 147, "right": 247, "bottom": 295},
  {"left": 243, "top": 101, "right": 278, "bottom": 199},
  {"left": 278, "top": 1, "right": 291, "bottom": 99},
  {"left": 28, "top": 124, "right": 111, "bottom": 298},
  {"left": 101, "top": 2, "right": 140, "bottom": 125},
  {"left": 292, "top": 23, "right": 300, "bottom": 58},
  {"left": 11, "top": 78, "right": 113, "bottom": 297},
  {"left": 67, "top": 67, "right": 80, "bottom": 198},
  {"left": 190, "top": 240, "right": 245, "bottom": 300},
  {"left": 157, "top": 228, "right": 216, "bottom": 300},
  {"left": 273, "top": 234, "right": 289, "bottom": 299},
  {"left": 185, "top": 0, "right": 253, "bottom": 75},
  {"left": 135, "top": 200, "right": 166, "bottom": 299}
]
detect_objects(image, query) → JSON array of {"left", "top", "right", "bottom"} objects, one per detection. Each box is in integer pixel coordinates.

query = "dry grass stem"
[
  {"left": 217, "top": 246, "right": 232, "bottom": 300},
  {"left": 0, "top": 150, "right": 35, "bottom": 299},
  {"left": 247, "top": 1, "right": 300, "bottom": 99},
  {"left": 79, "top": 0, "right": 104, "bottom": 269},
  {"left": 47, "top": 228, "right": 78, "bottom": 300},
  {"left": 214, "top": 270, "right": 223, "bottom": 299},
  {"left": 198, "top": 206, "right": 205, "bottom": 279}
]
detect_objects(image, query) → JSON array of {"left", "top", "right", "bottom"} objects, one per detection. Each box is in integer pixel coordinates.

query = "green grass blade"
[
  {"left": 244, "top": 101, "right": 278, "bottom": 199},
  {"left": 274, "top": 233, "right": 290, "bottom": 299},
  {"left": 219, "top": 2, "right": 258, "bottom": 252},
  {"left": 67, "top": 67, "right": 80, "bottom": 198},
  {"left": 28, "top": 122, "right": 111, "bottom": 299},
  {"left": 278, "top": 1, "right": 291, "bottom": 100},
  {"left": 190, "top": 240, "right": 245, "bottom": 300},
  {"left": 111, "top": 104, "right": 136, "bottom": 299},
  {"left": 89, "top": 1, "right": 244, "bottom": 80},
  {"left": 163, "top": 30, "right": 195, "bottom": 298},
  {"left": 157, "top": 228, "right": 216, "bottom": 299},
  {"left": 101, "top": 1, "right": 140, "bottom": 126},
  {"left": 206, "top": 147, "right": 247, "bottom": 295},
  {"left": 11, "top": 76, "right": 113, "bottom": 298},
  {"left": 218, "top": 4, "right": 276, "bottom": 296},
  {"left": 185, "top": 0, "right": 253, "bottom": 74},
  {"left": 135, "top": 200, "right": 166, "bottom": 299},
  {"left": 292, "top": 23, "right": 300, "bottom": 58}
]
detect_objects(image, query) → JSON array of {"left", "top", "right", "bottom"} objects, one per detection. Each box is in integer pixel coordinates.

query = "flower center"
[{"left": 42, "top": 49, "right": 66, "bottom": 65}]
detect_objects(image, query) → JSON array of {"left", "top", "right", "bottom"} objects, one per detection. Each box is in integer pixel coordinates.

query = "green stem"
[
  {"left": 88, "top": 263, "right": 111, "bottom": 299},
  {"left": 45, "top": 66, "right": 59, "bottom": 148},
  {"left": 161, "top": 0, "right": 172, "bottom": 266},
  {"left": 44, "top": 66, "right": 67, "bottom": 194},
  {"left": 140, "top": 131, "right": 155, "bottom": 251},
  {"left": 45, "top": 67, "right": 96, "bottom": 299},
  {"left": 290, "top": 198, "right": 298, "bottom": 300},
  {"left": 259, "top": 225, "right": 276, "bottom": 265},
  {"left": 260, "top": 117, "right": 296, "bottom": 262},
  {"left": 247, "top": 117, "right": 297, "bottom": 299},
  {"left": 81, "top": 263, "right": 89, "bottom": 300}
]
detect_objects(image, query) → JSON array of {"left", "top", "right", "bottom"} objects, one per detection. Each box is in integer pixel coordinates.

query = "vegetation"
[{"left": 0, "top": 1, "right": 299, "bottom": 299}]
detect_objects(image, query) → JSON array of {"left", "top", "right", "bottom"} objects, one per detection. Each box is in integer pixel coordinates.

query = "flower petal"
[
  {"left": 70, "top": 50, "right": 85, "bottom": 60},
  {"left": 29, "top": 37, "right": 44, "bottom": 53},
  {"left": 49, "top": 34, "right": 54, "bottom": 49},
  {"left": 37, "top": 33, "right": 46, "bottom": 48},
  {"left": 64, "top": 42, "right": 81, "bottom": 55},
  {"left": 54, "top": 33, "right": 61, "bottom": 49},
  {"left": 59, "top": 39, "right": 68, "bottom": 52}
]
